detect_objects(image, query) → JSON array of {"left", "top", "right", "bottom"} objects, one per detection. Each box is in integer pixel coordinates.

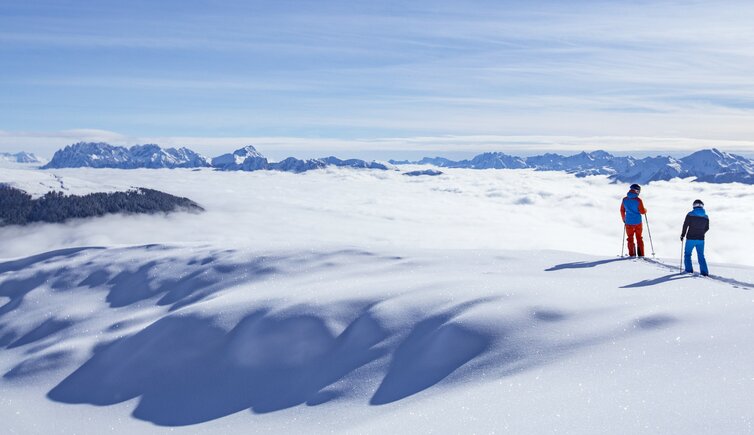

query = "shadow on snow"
[
  {"left": 0, "top": 245, "right": 685, "bottom": 427},
  {"left": 548, "top": 256, "right": 754, "bottom": 291},
  {"left": 46, "top": 300, "right": 493, "bottom": 426},
  {"left": 620, "top": 273, "right": 692, "bottom": 288},
  {"left": 545, "top": 257, "right": 627, "bottom": 271},
  {"left": 0, "top": 245, "right": 346, "bottom": 320}
]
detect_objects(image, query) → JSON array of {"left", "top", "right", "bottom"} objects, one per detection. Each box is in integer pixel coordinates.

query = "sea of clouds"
[{"left": 1, "top": 166, "right": 752, "bottom": 267}]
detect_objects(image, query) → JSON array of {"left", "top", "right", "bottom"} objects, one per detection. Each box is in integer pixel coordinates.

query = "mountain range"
[
  {"left": 41, "top": 143, "right": 211, "bottom": 169},
  {"left": 0, "top": 151, "right": 45, "bottom": 164},
  {"left": 43, "top": 142, "right": 388, "bottom": 173},
  {"left": 36, "top": 142, "right": 754, "bottom": 184},
  {"left": 391, "top": 148, "right": 754, "bottom": 184}
]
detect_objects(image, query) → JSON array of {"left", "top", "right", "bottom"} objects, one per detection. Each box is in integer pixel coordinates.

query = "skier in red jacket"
[{"left": 620, "top": 184, "right": 647, "bottom": 257}]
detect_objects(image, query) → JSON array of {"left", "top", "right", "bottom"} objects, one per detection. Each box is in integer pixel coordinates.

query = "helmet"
[
  {"left": 629, "top": 183, "right": 641, "bottom": 192},
  {"left": 693, "top": 199, "right": 704, "bottom": 208}
]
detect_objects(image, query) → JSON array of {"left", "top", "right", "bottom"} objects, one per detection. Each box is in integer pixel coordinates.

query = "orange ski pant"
[{"left": 625, "top": 223, "right": 644, "bottom": 257}]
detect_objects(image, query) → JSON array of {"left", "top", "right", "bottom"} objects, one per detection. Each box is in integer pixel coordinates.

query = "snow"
[
  {"left": 1, "top": 166, "right": 754, "bottom": 433},
  {"left": 0, "top": 167, "right": 127, "bottom": 198}
]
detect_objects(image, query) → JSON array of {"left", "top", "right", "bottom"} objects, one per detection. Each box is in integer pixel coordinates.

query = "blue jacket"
[
  {"left": 682, "top": 207, "right": 709, "bottom": 240},
  {"left": 621, "top": 191, "right": 646, "bottom": 225}
]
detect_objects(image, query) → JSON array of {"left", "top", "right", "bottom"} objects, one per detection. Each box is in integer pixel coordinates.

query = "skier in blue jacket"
[
  {"left": 620, "top": 184, "right": 647, "bottom": 257},
  {"left": 681, "top": 199, "right": 709, "bottom": 276}
]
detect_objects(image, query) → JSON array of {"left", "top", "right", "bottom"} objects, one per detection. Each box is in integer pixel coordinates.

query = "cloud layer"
[{"left": 1, "top": 166, "right": 752, "bottom": 268}]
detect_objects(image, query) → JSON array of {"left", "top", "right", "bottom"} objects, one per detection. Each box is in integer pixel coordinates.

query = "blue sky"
[{"left": 2, "top": 0, "right": 754, "bottom": 159}]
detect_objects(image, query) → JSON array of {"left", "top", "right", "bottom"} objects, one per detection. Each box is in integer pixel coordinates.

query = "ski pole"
[
  {"left": 644, "top": 214, "right": 656, "bottom": 258},
  {"left": 621, "top": 224, "right": 626, "bottom": 257},
  {"left": 680, "top": 238, "right": 684, "bottom": 273}
]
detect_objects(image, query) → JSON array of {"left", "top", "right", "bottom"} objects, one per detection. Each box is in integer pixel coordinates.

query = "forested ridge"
[{"left": 0, "top": 185, "right": 203, "bottom": 226}]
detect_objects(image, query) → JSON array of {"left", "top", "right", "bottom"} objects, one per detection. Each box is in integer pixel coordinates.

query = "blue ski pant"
[{"left": 684, "top": 239, "right": 708, "bottom": 275}]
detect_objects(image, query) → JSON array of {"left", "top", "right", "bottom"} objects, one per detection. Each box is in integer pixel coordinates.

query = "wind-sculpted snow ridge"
[
  {"left": 43, "top": 142, "right": 212, "bottom": 169},
  {"left": 0, "top": 151, "right": 45, "bottom": 164},
  {"left": 391, "top": 148, "right": 754, "bottom": 184},
  {"left": 2, "top": 245, "right": 754, "bottom": 433}
]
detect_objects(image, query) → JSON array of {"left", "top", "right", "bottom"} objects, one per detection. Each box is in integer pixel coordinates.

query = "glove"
[{"left": 680, "top": 236, "right": 684, "bottom": 241}]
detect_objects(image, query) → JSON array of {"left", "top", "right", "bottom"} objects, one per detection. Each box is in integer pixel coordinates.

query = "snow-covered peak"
[
  {"left": 43, "top": 142, "right": 132, "bottom": 169},
  {"left": 610, "top": 155, "right": 683, "bottom": 184},
  {"left": 211, "top": 145, "right": 266, "bottom": 170},
  {"left": 130, "top": 144, "right": 211, "bottom": 169},
  {"left": 588, "top": 150, "right": 613, "bottom": 159},
  {"left": 680, "top": 148, "right": 752, "bottom": 174},
  {"left": 235, "top": 145, "right": 264, "bottom": 158},
  {"left": 565, "top": 150, "right": 615, "bottom": 165},
  {"left": 679, "top": 148, "right": 754, "bottom": 183},
  {"left": 42, "top": 142, "right": 210, "bottom": 169},
  {"left": 524, "top": 153, "right": 566, "bottom": 169},
  {"left": 165, "top": 147, "right": 211, "bottom": 168},
  {"left": 465, "top": 152, "right": 528, "bottom": 169},
  {"left": 210, "top": 147, "right": 389, "bottom": 173},
  {"left": 0, "top": 151, "right": 45, "bottom": 164}
]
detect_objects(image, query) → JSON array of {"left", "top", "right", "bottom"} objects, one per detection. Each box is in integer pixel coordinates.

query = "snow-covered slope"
[
  {"left": 0, "top": 167, "right": 127, "bottom": 197},
  {"left": 2, "top": 245, "right": 754, "bottom": 434},
  {"left": 2, "top": 166, "right": 754, "bottom": 433}
]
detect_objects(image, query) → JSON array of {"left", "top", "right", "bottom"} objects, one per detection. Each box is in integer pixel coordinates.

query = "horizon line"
[{"left": 4, "top": 130, "right": 754, "bottom": 160}]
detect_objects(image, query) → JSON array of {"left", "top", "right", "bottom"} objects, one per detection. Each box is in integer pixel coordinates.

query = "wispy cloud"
[{"left": 2, "top": 1, "right": 754, "bottom": 150}]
